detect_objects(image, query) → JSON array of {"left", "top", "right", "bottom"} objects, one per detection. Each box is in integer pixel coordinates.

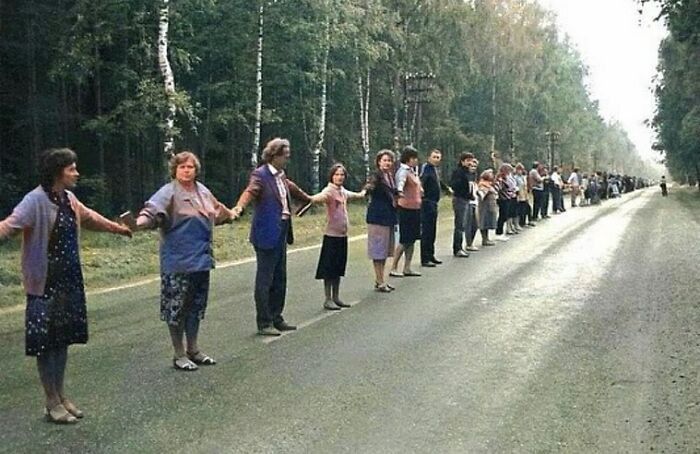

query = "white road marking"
[
  {"left": 261, "top": 300, "right": 361, "bottom": 344},
  {"left": 0, "top": 235, "right": 368, "bottom": 316}
]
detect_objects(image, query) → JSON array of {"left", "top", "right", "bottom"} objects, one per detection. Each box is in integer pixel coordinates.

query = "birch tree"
[
  {"left": 310, "top": 15, "right": 331, "bottom": 193},
  {"left": 158, "top": 0, "right": 176, "bottom": 160},
  {"left": 358, "top": 65, "right": 371, "bottom": 178},
  {"left": 251, "top": 1, "right": 265, "bottom": 168}
]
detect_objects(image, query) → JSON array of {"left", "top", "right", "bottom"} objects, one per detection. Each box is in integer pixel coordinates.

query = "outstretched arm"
[
  {"left": 77, "top": 201, "right": 131, "bottom": 237},
  {"left": 231, "top": 170, "right": 263, "bottom": 218}
]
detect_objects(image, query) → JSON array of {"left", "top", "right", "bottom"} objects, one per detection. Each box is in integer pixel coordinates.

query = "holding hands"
[{"left": 231, "top": 205, "right": 244, "bottom": 220}]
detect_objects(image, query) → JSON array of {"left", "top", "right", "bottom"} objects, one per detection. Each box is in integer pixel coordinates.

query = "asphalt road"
[{"left": 1, "top": 187, "right": 698, "bottom": 453}]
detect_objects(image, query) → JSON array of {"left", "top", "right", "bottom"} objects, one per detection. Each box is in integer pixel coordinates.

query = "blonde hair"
[{"left": 169, "top": 151, "right": 201, "bottom": 179}]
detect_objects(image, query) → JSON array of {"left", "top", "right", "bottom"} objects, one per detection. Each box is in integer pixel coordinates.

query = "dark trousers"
[
  {"left": 452, "top": 197, "right": 468, "bottom": 253},
  {"left": 420, "top": 201, "right": 438, "bottom": 263},
  {"left": 552, "top": 186, "right": 562, "bottom": 212},
  {"left": 532, "top": 190, "right": 543, "bottom": 219},
  {"left": 254, "top": 220, "right": 288, "bottom": 329},
  {"left": 496, "top": 198, "right": 512, "bottom": 235},
  {"left": 518, "top": 200, "right": 530, "bottom": 226},
  {"left": 542, "top": 189, "right": 550, "bottom": 216}
]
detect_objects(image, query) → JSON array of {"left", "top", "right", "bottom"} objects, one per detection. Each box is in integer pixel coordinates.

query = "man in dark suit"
[
  {"left": 233, "top": 138, "right": 311, "bottom": 336},
  {"left": 420, "top": 148, "right": 450, "bottom": 267}
]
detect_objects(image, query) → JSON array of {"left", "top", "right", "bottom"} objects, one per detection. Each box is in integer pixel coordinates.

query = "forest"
[
  {"left": 646, "top": 0, "right": 700, "bottom": 186},
  {"left": 0, "top": 0, "right": 659, "bottom": 215}
]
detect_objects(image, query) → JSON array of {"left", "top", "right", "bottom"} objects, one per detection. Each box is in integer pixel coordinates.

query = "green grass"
[{"left": 0, "top": 201, "right": 371, "bottom": 309}]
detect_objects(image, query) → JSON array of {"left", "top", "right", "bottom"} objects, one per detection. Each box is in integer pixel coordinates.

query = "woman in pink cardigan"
[
  {"left": 308, "top": 163, "right": 365, "bottom": 310},
  {"left": 0, "top": 148, "right": 131, "bottom": 424}
]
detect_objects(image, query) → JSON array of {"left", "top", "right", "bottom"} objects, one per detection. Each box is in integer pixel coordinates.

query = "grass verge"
[{"left": 0, "top": 200, "right": 383, "bottom": 310}]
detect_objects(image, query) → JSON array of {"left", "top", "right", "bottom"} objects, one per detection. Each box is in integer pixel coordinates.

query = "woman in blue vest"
[{"left": 136, "top": 151, "right": 234, "bottom": 370}]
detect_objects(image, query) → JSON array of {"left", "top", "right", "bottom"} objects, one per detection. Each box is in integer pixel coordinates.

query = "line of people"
[{"left": 0, "top": 139, "right": 643, "bottom": 424}]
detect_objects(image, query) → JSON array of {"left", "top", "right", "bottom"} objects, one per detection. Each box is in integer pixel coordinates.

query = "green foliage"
[
  {"left": 0, "top": 0, "right": 655, "bottom": 218},
  {"left": 643, "top": 0, "right": 700, "bottom": 184}
]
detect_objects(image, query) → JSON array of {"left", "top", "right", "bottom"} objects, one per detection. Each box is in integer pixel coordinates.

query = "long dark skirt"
[
  {"left": 26, "top": 191, "right": 87, "bottom": 357},
  {"left": 315, "top": 235, "right": 348, "bottom": 280}
]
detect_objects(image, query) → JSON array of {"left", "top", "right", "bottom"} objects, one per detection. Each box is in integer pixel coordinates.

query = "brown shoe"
[
  {"left": 45, "top": 404, "right": 78, "bottom": 424},
  {"left": 61, "top": 399, "right": 84, "bottom": 418}
]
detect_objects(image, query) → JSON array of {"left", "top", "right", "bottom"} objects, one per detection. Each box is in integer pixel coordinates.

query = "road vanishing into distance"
[{"left": 1, "top": 187, "right": 699, "bottom": 453}]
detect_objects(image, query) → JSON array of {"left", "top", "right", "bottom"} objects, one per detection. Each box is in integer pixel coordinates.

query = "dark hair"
[
  {"left": 39, "top": 148, "right": 77, "bottom": 188},
  {"left": 261, "top": 138, "right": 290, "bottom": 165},
  {"left": 327, "top": 163, "right": 347, "bottom": 183},
  {"left": 400, "top": 145, "right": 418, "bottom": 164},
  {"left": 169, "top": 151, "right": 201, "bottom": 179},
  {"left": 375, "top": 149, "right": 395, "bottom": 168},
  {"left": 428, "top": 148, "right": 442, "bottom": 157},
  {"left": 574, "top": 167, "right": 580, "bottom": 173},
  {"left": 459, "top": 152, "right": 475, "bottom": 163}
]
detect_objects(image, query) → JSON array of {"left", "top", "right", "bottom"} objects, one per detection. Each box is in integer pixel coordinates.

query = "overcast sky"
[{"left": 536, "top": 0, "right": 667, "bottom": 160}]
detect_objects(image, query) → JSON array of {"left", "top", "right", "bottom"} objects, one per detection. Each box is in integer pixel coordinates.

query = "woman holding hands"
[
  {"left": 135, "top": 151, "right": 234, "bottom": 371},
  {"left": 307, "top": 163, "right": 365, "bottom": 310},
  {"left": 0, "top": 148, "right": 131, "bottom": 424},
  {"left": 365, "top": 150, "right": 398, "bottom": 293}
]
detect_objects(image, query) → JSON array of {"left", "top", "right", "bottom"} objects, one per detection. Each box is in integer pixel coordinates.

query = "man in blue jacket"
[{"left": 233, "top": 138, "right": 311, "bottom": 336}]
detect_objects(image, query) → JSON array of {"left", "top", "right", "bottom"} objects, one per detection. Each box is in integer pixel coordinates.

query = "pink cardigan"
[
  {"left": 0, "top": 186, "right": 124, "bottom": 296},
  {"left": 310, "top": 184, "right": 364, "bottom": 237}
]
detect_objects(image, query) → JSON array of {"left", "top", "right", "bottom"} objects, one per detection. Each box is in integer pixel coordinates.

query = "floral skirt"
[{"left": 160, "top": 271, "right": 210, "bottom": 326}]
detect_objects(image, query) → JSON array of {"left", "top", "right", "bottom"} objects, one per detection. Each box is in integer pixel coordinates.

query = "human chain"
[{"left": 0, "top": 140, "right": 650, "bottom": 425}]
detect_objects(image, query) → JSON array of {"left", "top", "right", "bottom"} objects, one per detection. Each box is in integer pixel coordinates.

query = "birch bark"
[
  {"left": 358, "top": 65, "right": 371, "bottom": 178},
  {"left": 158, "top": 0, "right": 176, "bottom": 160},
  {"left": 251, "top": 1, "right": 264, "bottom": 168},
  {"left": 311, "top": 17, "right": 330, "bottom": 193}
]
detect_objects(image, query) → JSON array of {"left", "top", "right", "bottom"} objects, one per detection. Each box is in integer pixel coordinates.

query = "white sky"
[{"left": 536, "top": 0, "right": 667, "bottom": 160}]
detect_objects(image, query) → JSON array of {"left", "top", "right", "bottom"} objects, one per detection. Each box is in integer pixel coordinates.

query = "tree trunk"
[
  {"left": 123, "top": 133, "right": 132, "bottom": 210},
  {"left": 358, "top": 63, "right": 371, "bottom": 179},
  {"left": 251, "top": 1, "right": 264, "bottom": 169},
  {"left": 311, "top": 17, "right": 330, "bottom": 193},
  {"left": 392, "top": 73, "right": 400, "bottom": 150},
  {"left": 490, "top": 52, "right": 497, "bottom": 158},
  {"left": 27, "top": 4, "right": 40, "bottom": 174},
  {"left": 201, "top": 72, "right": 212, "bottom": 181},
  {"left": 158, "top": 0, "right": 176, "bottom": 164},
  {"left": 94, "top": 44, "right": 105, "bottom": 178}
]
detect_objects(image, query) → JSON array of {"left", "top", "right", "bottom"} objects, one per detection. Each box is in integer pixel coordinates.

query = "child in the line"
[{"left": 308, "top": 163, "right": 365, "bottom": 310}]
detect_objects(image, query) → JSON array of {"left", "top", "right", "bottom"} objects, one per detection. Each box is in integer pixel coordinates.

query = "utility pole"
[
  {"left": 403, "top": 72, "right": 435, "bottom": 148},
  {"left": 545, "top": 130, "right": 560, "bottom": 170},
  {"left": 509, "top": 122, "right": 515, "bottom": 163}
]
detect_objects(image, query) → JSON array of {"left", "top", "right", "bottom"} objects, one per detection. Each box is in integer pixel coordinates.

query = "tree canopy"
[
  {"left": 0, "top": 0, "right": 656, "bottom": 214},
  {"left": 642, "top": 0, "right": 700, "bottom": 184}
]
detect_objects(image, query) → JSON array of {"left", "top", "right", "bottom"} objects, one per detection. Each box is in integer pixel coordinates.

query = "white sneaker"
[{"left": 496, "top": 235, "right": 510, "bottom": 242}]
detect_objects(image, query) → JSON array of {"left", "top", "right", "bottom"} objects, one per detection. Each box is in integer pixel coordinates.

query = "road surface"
[{"left": 0, "top": 188, "right": 698, "bottom": 453}]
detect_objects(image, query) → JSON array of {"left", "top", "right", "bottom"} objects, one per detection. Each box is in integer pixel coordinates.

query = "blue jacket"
[
  {"left": 238, "top": 165, "right": 310, "bottom": 250},
  {"left": 365, "top": 170, "right": 397, "bottom": 226}
]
